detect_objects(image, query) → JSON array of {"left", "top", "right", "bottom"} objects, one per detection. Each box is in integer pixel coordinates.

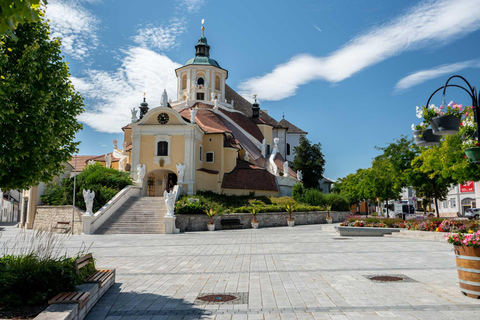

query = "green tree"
[
  {"left": 0, "top": 13, "right": 84, "bottom": 190},
  {"left": 292, "top": 135, "right": 325, "bottom": 189},
  {"left": 0, "top": 0, "right": 46, "bottom": 36}
]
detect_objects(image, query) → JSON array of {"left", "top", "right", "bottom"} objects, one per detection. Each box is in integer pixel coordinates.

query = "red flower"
[
  {"left": 464, "top": 155, "right": 467, "bottom": 158},
  {"left": 476, "top": 143, "right": 480, "bottom": 146},
  {"left": 460, "top": 122, "right": 463, "bottom": 126}
]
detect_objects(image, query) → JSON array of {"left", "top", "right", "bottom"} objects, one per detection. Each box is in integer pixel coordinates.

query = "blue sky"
[{"left": 45, "top": 0, "right": 480, "bottom": 180}]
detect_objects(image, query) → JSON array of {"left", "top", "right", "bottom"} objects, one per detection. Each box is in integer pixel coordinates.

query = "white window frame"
[
  {"left": 154, "top": 135, "right": 171, "bottom": 166},
  {"left": 206, "top": 151, "right": 214, "bottom": 163}
]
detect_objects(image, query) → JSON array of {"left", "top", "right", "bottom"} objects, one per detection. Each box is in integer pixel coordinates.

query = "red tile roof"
[
  {"left": 218, "top": 108, "right": 264, "bottom": 142},
  {"left": 279, "top": 118, "right": 307, "bottom": 134},
  {"left": 273, "top": 153, "right": 297, "bottom": 179},
  {"left": 179, "top": 105, "right": 231, "bottom": 134},
  {"left": 87, "top": 152, "right": 120, "bottom": 162},
  {"left": 68, "top": 155, "right": 96, "bottom": 172},
  {"left": 222, "top": 159, "right": 278, "bottom": 192}
]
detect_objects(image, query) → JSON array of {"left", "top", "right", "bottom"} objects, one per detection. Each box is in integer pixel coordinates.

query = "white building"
[{"left": 437, "top": 181, "right": 479, "bottom": 217}]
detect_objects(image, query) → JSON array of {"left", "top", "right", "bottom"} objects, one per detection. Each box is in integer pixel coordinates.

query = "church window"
[
  {"left": 181, "top": 74, "right": 187, "bottom": 90},
  {"left": 266, "top": 144, "right": 271, "bottom": 155},
  {"left": 287, "top": 143, "right": 291, "bottom": 156},
  {"left": 197, "top": 77, "right": 204, "bottom": 86},
  {"left": 206, "top": 152, "right": 214, "bottom": 163},
  {"left": 196, "top": 93, "right": 204, "bottom": 100},
  {"left": 199, "top": 145, "right": 203, "bottom": 162},
  {"left": 215, "top": 75, "right": 221, "bottom": 90},
  {"left": 157, "top": 141, "right": 168, "bottom": 156}
]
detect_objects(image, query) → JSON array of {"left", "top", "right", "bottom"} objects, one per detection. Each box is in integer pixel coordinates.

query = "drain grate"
[
  {"left": 333, "top": 238, "right": 352, "bottom": 240},
  {"left": 195, "top": 292, "right": 248, "bottom": 305},
  {"left": 197, "top": 294, "right": 237, "bottom": 302},
  {"left": 364, "top": 274, "right": 417, "bottom": 283}
]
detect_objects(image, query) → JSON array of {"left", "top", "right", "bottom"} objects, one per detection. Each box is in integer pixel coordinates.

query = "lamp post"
[{"left": 420, "top": 75, "right": 479, "bottom": 146}]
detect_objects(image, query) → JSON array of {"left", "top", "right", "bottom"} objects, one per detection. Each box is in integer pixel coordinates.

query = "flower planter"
[
  {"left": 326, "top": 217, "right": 333, "bottom": 224},
  {"left": 413, "top": 129, "right": 441, "bottom": 147},
  {"left": 207, "top": 224, "right": 215, "bottom": 231},
  {"left": 453, "top": 245, "right": 480, "bottom": 299},
  {"left": 431, "top": 115, "right": 461, "bottom": 136},
  {"left": 287, "top": 219, "right": 295, "bottom": 227},
  {"left": 251, "top": 221, "right": 259, "bottom": 229},
  {"left": 465, "top": 147, "right": 480, "bottom": 163}
]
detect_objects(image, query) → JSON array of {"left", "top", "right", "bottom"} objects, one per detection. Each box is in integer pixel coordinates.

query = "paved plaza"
[{"left": 1, "top": 223, "right": 480, "bottom": 319}]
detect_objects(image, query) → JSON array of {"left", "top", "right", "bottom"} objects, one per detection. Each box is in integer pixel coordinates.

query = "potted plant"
[
  {"left": 412, "top": 105, "right": 441, "bottom": 146},
  {"left": 326, "top": 205, "right": 333, "bottom": 224},
  {"left": 286, "top": 204, "right": 295, "bottom": 227},
  {"left": 250, "top": 207, "right": 259, "bottom": 229},
  {"left": 431, "top": 101, "right": 463, "bottom": 136},
  {"left": 459, "top": 108, "right": 480, "bottom": 162},
  {"left": 445, "top": 231, "right": 480, "bottom": 298},
  {"left": 205, "top": 208, "right": 217, "bottom": 231}
]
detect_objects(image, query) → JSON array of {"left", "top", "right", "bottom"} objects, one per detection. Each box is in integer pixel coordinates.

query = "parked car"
[{"left": 465, "top": 208, "right": 480, "bottom": 220}]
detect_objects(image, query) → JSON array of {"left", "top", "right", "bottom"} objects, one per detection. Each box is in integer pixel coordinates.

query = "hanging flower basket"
[
  {"left": 431, "top": 115, "right": 461, "bottom": 136},
  {"left": 465, "top": 147, "right": 480, "bottom": 163},
  {"left": 413, "top": 129, "right": 441, "bottom": 147}
]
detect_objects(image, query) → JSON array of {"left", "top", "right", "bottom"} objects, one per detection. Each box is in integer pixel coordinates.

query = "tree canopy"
[
  {"left": 292, "top": 135, "right": 325, "bottom": 189},
  {"left": 0, "top": 1, "right": 46, "bottom": 36},
  {"left": 0, "top": 12, "right": 84, "bottom": 190}
]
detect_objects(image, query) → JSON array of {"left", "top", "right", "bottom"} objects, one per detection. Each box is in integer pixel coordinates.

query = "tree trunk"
[{"left": 432, "top": 180, "right": 440, "bottom": 218}]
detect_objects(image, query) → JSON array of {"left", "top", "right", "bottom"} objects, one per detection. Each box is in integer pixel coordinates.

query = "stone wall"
[
  {"left": 175, "top": 211, "right": 350, "bottom": 232},
  {"left": 34, "top": 206, "right": 84, "bottom": 234}
]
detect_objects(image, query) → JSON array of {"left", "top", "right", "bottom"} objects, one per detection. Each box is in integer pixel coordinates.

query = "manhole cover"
[
  {"left": 195, "top": 292, "right": 248, "bottom": 305},
  {"left": 333, "top": 238, "right": 351, "bottom": 240},
  {"left": 197, "top": 294, "right": 237, "bottom": 302},
  {"left": 370, "top": 276, "right": 404, "bottom": 282},
  {"left": 364, "top": 274, "right": 416, "bottom": 283}
]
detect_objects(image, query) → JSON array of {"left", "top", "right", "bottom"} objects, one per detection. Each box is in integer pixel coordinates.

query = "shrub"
[
  {"left": 303, "top": 189, "right": 325, "bottom": 206},
  {"left": 323, "top": 193, "right": 349, "bottom": 211},
  {"left": 270, "top": 196, "right": 295, "bottom": 206},
  {"left": 292, "top": 183, "right": 305, "bottom": 202},
  {"left": 176, "top": 201, "right": 206, "bottom": 215},
  {"left": 42, "top": 163, "right": 132, "bottom": 212}
]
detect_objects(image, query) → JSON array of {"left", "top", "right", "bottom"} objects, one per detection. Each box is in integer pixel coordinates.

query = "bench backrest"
[{"left": 75, "top": 253, "right": 94, "bottom": 274}]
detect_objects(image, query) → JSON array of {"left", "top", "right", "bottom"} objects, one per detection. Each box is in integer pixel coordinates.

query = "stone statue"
[
  {"left": 297, "top": 170, "right": 303, "bottom": 181},
  {"left": 176, "top": 163, "right": 185, "bottom": 183},
  {"left": 136, "top": 163, "right": 146, "bottom": 184},
  {"left": 244, "top": 151, "right": 249, "bottom": 162},
  {"left": 161, "top": 89, "right": 168, "bottom": 107},
  {"left": 283, "top": 161, "right": 289, "bottom": 177},
  {"left": 190, "top": 107, "right": 197, "bottom": 124},
  {"left": 83, "top": 189, "right": 95, "bottom": 216},
  {"left": 131, "top": 108, "right": 138, "bottom": 122},
  {"left": 105, "top": 153, "right": 112, "bottom": 168},
  {"left": 164, "top": 190, "right": 177, "bottom": 217},
  {"left": 118, "top": 157, "right": 126, "bottom": 172},
  {"left": 270, "top": 156, "right": 278, "bottom": 176},
  {"left": 213, "top": 98, "right": 218, "bottom": 109},
  {"left": 122, "top": 141, "right": 127, "bottom": 151},
  {"left": 258, "top": 139, "right": 267, "bottom": 157},
  {"left": 113, "top": 139, "right": 118, "bottom": 149},
  {"left": 274, "top": 137, "right": 279, "bottom": 148},
  {"left": 210, "top": 92, "right": 215, "bottom": 101},
  {"left": 87, "top": 160, "right": 95, "bottom": 166}
]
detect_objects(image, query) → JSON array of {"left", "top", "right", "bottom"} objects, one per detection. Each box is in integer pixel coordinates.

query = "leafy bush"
[
  {"left": 303, "top": 189, "right": 325, "bottom": 206},
  {"left": 42, "top": 163, "right": 132, "bottom": 212},
  {"left": 176, "top": 201, "right": 207, "bottom": 215},
  {"left": 269, "top": 196, "right": 295, "bottom": 206},
  {"left": 292, "top": 183, "right": 305, "bottom": 202},
  {"left": 323, "top": 193, "right": 349, "bottom": 211}
]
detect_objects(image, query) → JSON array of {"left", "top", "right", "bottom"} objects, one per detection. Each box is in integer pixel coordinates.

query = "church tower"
[{"left": 175, "top": 20, "right": 228, "bottom": 103}]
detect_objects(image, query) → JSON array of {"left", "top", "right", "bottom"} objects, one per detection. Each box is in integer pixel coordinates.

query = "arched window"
[
  {"left": 157, "top": 141, "right": 168, "bottom": 156},
  {"left": 197, "top": 77, "right": 204, "bottom": 86},
  {"left": 215, "top": 75, "right": 221, "bottom": 90},
  {"left": 181, "top": 74, "right": 187, "bottom": 90},
  {"left": 287, "top": 143, "right": 291, "bottom": 156}
]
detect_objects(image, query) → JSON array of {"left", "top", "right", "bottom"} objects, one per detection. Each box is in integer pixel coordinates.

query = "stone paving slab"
[{"left": 1, "top": 223, "right": 480, "bottom": 319}]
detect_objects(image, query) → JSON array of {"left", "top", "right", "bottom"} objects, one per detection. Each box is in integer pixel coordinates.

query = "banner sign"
[{"left": 460, "top": 181, "right": 475, "bottom": 193}]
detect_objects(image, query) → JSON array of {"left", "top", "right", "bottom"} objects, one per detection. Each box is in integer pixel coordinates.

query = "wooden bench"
[
  {"left": 221, "top": 218, "right": 242, "bottom": 229},
  {"left": 51, "top": 221, "right": 71, "bottom": 233},
  {"left": 48, "top": 254, "right": 115, "bottom": 309}
]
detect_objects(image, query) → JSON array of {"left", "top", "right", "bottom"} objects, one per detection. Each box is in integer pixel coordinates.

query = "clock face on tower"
[{"left": 157, "top": 113, "right": 169, "bottom": 124}]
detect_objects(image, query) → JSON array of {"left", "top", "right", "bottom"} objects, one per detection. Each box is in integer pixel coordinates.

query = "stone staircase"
[{"left": 95, "top": 197, "right": 166, "bottom": 234}]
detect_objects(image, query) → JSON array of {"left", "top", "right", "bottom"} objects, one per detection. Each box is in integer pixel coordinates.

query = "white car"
[{"left": 465, "top": 208, "right": 480, "bottom": 220}]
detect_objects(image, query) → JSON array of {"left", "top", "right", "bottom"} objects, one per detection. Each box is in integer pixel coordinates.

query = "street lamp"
[{"left": 415, "top": 75, "right": 480, "bottom": 160}]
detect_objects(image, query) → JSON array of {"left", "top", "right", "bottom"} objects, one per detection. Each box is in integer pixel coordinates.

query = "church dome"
[{"left": 184, "top": 56, "right": 221, "bottom": 68}]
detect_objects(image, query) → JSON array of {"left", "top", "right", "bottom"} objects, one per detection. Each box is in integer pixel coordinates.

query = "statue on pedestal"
[
  {"left": 190, "top": 107, "right": 197, "bottom": 124},
  {"left": 164, "top": 190, "right": 177, "bottom": 217},
  {"left": 131, "top": 108, "right": 138, "bottom": 122},
  {"left": 113, "top": 139, "right": 118, "bottom": 149},
  {"left": 176, "top": 163, "right": 185, "bottom": 183},
  {"left": 83, "top": 189, "right": 95, "bottom": 216},
  {"left": 136, "top": 164, "right": 146, "bottom": 184},
  {"left": 297, "top": 170, "right": 303, "bottom": 181},
  {"left": 274, "top": 137, "right": 279, "bottom": 148},
  {"left": 105, "top": 154, "right": 112, "bottom": 168},
  {"left": 161, "top": 89, "right": 168, "bottom": 107},
  {"left": 283, "top": 161, "right": 289, "bottom": 177}
]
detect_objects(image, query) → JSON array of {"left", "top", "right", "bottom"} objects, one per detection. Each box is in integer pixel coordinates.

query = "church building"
[{"left": 118, "top": 23, "right": 306, "bottom": 196}]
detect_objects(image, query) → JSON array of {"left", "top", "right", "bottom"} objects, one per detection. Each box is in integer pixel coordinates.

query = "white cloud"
[
  {"left": 45, "top": 0, "right": 99, "bottom": 60},
  {"left": 395, "top": 60, "right": 480, "bottom": 91},
  {"left": 133, "top": 17, "right": 187, "bottom": 51},
  {"left": 178, "top": 0, "right": 206, "bottom": 13},
  {"left": 74, "top": 47, "right": 181, "bottom": 133},
  {"left": 238, "top": 0, "right": 480, "bottom": 101}
]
